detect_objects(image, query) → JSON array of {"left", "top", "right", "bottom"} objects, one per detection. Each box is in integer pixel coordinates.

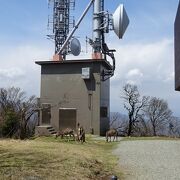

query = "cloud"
[
  {"left": 109, "top": 39, "right": 173, "bottom": 83},
  {"left": 127, "top": 69, "right": 143, "bottom": 78},
  {"left": 163, "top": 72, "right": 175, "bottom": 82},
  {"left": 109, "top": 38, "right": 180, "bottom": 116},
  {"left": 0, "top": 43, "right": 53, "bottom": 96},
  {"left": 0, "top": 67, "right": 25, "bottom": 80},
  {"left": 125, "top": 68, "right": 144, "bottom": 85}
]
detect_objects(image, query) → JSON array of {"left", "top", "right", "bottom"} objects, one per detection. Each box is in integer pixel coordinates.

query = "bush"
[
  {"left": 0, "top": 87, "right": 37, "bottom": 139},
  {"left": 1, "top": 111, "right": 19, "bottom": 138}
]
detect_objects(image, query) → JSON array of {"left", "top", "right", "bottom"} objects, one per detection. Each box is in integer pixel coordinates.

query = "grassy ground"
[{"left": 0, "top": 135, "right": 121, "bottom": 180}]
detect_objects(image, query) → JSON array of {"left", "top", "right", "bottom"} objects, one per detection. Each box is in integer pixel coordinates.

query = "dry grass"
[{"left": 0, "top": 135, "right": 121, "bottom": 180}]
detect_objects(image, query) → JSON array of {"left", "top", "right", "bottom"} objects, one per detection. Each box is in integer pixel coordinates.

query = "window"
[{"left": 100, "top": 107, "right": 108, "bottom": 118}]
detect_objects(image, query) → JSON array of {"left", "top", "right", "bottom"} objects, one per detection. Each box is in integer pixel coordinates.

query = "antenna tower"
[
  {"left": 48, "top": 0, "right": 75, "bottom": 60},
  {"left": 47, "top": 0, "right": 129, "bottom": 71}
]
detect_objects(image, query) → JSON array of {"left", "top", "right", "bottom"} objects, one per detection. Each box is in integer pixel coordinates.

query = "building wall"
[
  {"left": 175, "top": 2, "right": 180, "bottom": 91},
  {"left": 100, "top": 66, "right": 110, "bottom": 135},
  {"left": 40, "top": 73, "right": 100, "bottom": 134},
  {"left": 38, "top": 61, "right": 111, "bottom": 135}
]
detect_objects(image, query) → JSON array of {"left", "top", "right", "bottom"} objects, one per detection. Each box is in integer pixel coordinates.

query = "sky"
[{"left": 0, "top": 0, "right": 179, "bottom": 116}]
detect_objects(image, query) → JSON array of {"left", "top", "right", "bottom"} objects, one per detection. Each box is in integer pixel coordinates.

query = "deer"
[
  {"left": 55, "top": 128, "right": 75, "bottom": 140},
  {"left": 106, "top": 128, "right": 118, "bottom": 142},
  {"left": 76, "top": 123, "right": 85, "bottom": 143}
]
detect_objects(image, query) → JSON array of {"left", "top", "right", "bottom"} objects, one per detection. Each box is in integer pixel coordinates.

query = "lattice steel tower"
[{"left": 48, "top": 0, "right": 75, "bottom": 59}]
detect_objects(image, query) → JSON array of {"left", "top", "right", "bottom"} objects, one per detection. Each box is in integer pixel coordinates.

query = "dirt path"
[{"left": 114, "top": 140, "right": 180, "bottom": 180}]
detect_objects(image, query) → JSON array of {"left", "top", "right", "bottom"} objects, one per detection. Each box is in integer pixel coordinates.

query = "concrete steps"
[
  {"left": 35, "top": 125, "right": 57, "bottom": 136},
  {"left": 47, "top": 126, "right": 57, "bottom": 135}
]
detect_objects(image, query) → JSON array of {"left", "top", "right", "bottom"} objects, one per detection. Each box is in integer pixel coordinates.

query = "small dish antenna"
[
  {"left": 70, "top": 38, "right": 81, "bottom": 56},
  {"left": 113, "top": 4, "right": 130, "bottom": 39}
]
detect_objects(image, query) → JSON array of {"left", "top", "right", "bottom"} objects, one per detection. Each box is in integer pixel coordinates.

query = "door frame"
[
  {"left": 59, "top": 108, "right": 77, "bottom": 130},
  {"left": 41, "top": 103, "right": 51, "bottom": 125}
]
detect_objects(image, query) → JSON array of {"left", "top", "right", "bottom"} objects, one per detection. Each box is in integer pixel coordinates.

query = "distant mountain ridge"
[{"left": 110, "top": 112, "right": 128, "bottom": 120}]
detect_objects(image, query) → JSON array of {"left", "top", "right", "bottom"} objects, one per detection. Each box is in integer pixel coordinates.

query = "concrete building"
[
  {"left": 35, "top": 59, "right": 112, "bottom": 136},
  {"left": 175, "top": 1, "right": 180, "bottom": 91}
]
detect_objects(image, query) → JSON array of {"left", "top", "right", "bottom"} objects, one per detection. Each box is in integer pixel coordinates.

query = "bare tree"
[
  {"left": 0, "top": 87, "right": 25, "bottom": 116},
  {"left": 0, "top": 87, "right": 37, "bottom": 139},
  {"left": 110, "top": 112, "right": 128, "bottom": 136},
  {"left": 132, "top": 114, "right": 152, "bottom": 136},
  {"left": 145, "top": 97, "right": 172, "bottom": 136},
  {"left": 168, "top": 116, "right": 180, "bottom": 138},
  {"left": 121, "top": 84, "right": 149, "bottom": 136},
  {"left": 110, "top": 112, "right": 120, "bottom": 127}
]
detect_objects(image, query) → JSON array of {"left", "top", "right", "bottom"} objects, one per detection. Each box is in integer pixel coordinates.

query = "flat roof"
[{"left": 35, "top": 59, "right": 113, "bottom": 70}]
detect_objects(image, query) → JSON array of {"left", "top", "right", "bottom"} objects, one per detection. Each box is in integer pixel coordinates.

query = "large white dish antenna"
[
  {"left": 113, "top": 4, "right": 129, "bottom": 39},
  {"left": 70, "top": 38, "right": 81, "bottom": 56}
]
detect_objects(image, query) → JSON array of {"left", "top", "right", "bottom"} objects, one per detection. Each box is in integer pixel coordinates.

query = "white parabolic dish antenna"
[
  {"left": 70, "top": 38, "right": 81, "bottom": 56},
  {"left": 113, "top": 4, "right": 130, "bottom": 39}
]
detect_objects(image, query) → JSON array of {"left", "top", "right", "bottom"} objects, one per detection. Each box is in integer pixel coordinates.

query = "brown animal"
[
  {"left": 77, "top": 126, "right": 85, "bottom": 143},
  {"left": 106, "top": 129, "right": 118, "bottom": 142},
  {"left": 56, "top": 128, "right": 75, "bottom": 140},
  {"left": 55, "top": 131, "right": 64, "bottom": 138}
]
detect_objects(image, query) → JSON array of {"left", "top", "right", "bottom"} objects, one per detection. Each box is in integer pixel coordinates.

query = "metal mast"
[
  {"left": 48, "top": 0, "right": 75, "bottom": 60},
  {"left": 93, "top": 0, "right": 104, "bottom": 53}
]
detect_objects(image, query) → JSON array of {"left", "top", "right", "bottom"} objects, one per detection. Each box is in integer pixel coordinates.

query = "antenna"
[
  {"left": 70, "top": 38, "right": 81, "bottom": 56},
  {"left": 88, "top": 1, "right": 129, "bottom": 80},
  {"left": 57, "top": 0, "right": 95, "bottom": 56},
  {"left": 47, "top": 0, "right": 129, "bottom": 81},
  {"left": 91, "top": 1, "right": 129, "bottom": 53},
  {"left": 48, "top": 0, "right": 75, "bottom": 60},
  {"left": 113, "top": 4, "right": 129, "bottom": 39}
]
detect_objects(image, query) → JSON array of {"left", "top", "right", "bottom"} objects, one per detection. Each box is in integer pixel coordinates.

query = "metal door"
[
  {"left": 59, "top": 108, "right": 76, "bottom": 130},
  {"left": 42, "top": 104, "right": 51, "bottom": 125}
]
